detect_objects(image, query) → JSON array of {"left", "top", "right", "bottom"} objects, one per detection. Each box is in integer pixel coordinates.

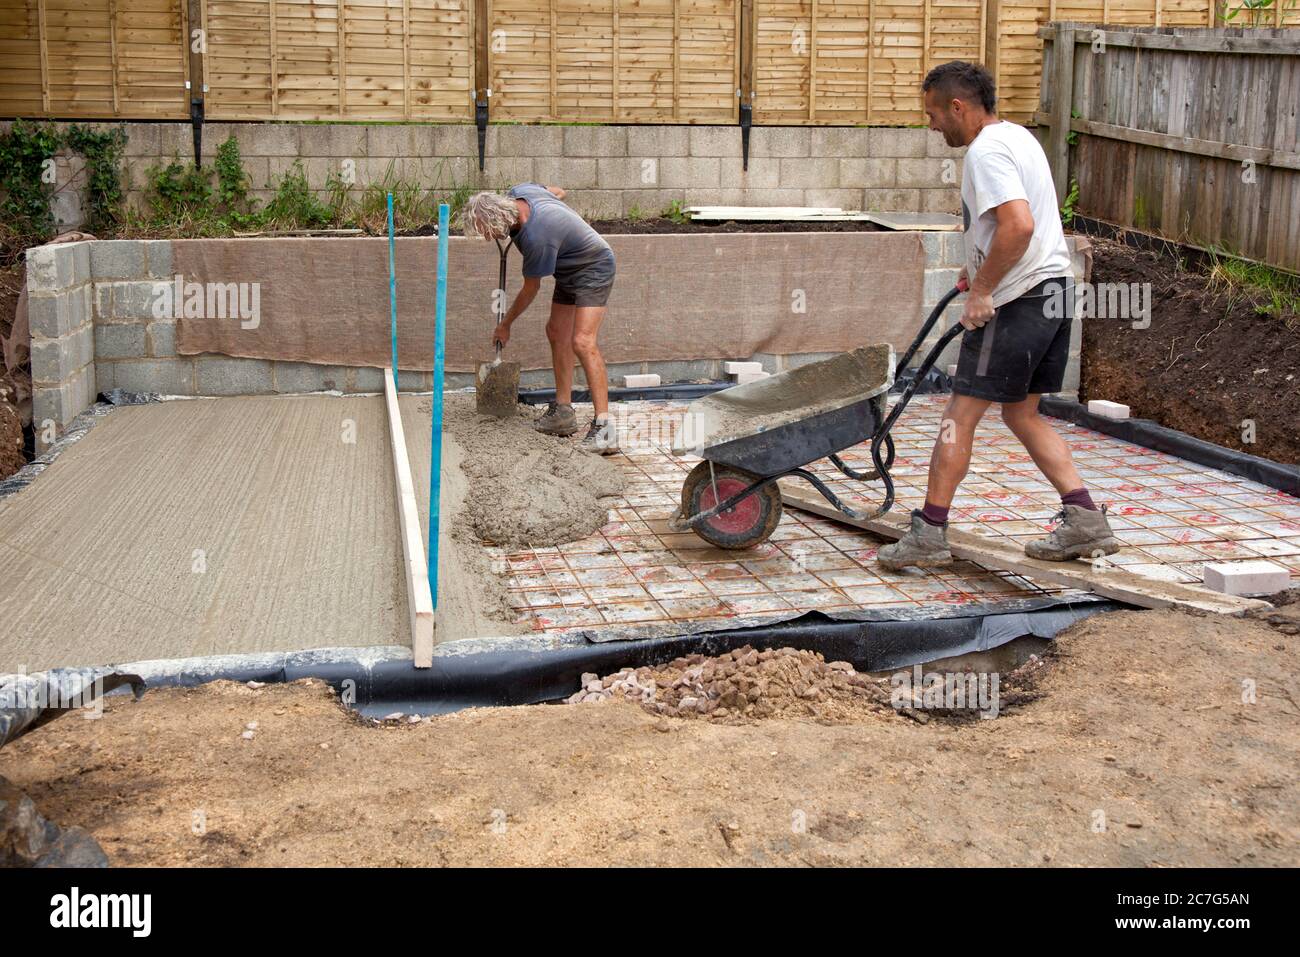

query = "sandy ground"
[
  {"left": 0, "top": 395, "right": 405, "bottom": 670},
  {"left": 2, "top": 604, "right": 1296, "bottom": 867}
]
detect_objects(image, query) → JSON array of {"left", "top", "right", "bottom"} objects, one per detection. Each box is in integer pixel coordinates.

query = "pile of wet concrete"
[{"left": 567, "top": 645, "right": 898, "bottom": 721}]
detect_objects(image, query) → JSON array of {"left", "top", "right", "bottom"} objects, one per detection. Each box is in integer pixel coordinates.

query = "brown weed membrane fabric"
[{"left": 173, "top": 233, "right": 925, "bottom": 373}]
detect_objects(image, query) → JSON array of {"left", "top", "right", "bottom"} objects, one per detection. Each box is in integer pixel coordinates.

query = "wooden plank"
[
  {"left": 383, "top": 367, "right": 436, "bottom": 668},
  {"left": 865, "top": 0, "right": 873, "bottom": 122},
  {"left": 269, "top": 0, "right": 277, "bottom": 115},
  {"left": 612, "top": 0, "right": 619, "bottom": 122},
  {"left": 38, "top": 0, "right": 49, "bottom": 112},
  {"left": 1037, "top": 23, "right": 1300, "bottom": 54},
  {"left": 808, "top": 0, "right": 818, "bottom": 121},
  {"left": 741, "top": 0, "right": 754, "bottom": 115},
  {"left": 1048, "top": 23, "right": 1075, "bottom": 204},
  {"left": 779, "top": 483, "right": 1270, "bottom": 616},
  {"left": 108, "top": 0, "right": 119, "bottom": 113},
  {"left": 673, "top": 0, "right": 680, "bottom": 120},
  {"left": 1034, "top": 112, "right": 1300, "bottom": 170},
  {"left": 922, "top": 0, "right": 931, "bottom": 84},
  {"left": 979, "top": 0, "right": 987, "bottom": 64},
  {"left": 864, "top": 210, "right": 963, "bottom": 230},
  {"left": 337, "top": 0, "right": 346, "bottom": 116}
]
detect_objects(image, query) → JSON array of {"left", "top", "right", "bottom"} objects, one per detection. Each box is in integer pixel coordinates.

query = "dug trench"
[
  {"left": 2, "top": 599, "right": 1295, "bottom": 866},
  {"left": 1083, "top": 238, "right": 1300, "bottom": 466}
]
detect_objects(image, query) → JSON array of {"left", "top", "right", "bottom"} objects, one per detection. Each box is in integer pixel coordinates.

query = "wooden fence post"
[
  {"left": 1047, "top": 22, "right": 1075, "bottom": 205},
  {"left": 474, "top": 0, "right": 489, "bottom": 169},
  {"left": 185, "top": 0, "right": 206, "bottom": 163},
  {"left": 739, "top": 0, "right": 755, "bottom": 167},
  {"left": 984, "top": 0, "right": 1000, "bottom": 82}
]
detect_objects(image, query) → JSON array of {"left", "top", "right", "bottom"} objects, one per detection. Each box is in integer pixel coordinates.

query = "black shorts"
[
  {"left": 953, "top": 277, "right": 1073, "bottom": 403},
  {"left": 552, "top": 280, "right": 613, "bottom": 307},
  {"left": 553, "top": 251, "right": 615, "bottom": 308}
]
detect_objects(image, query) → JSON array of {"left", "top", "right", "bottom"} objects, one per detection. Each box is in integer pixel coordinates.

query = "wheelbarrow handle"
[
  {"left": 895, "top": 285, "right": 964, "bottom": 374},
  {"left": 856, "top": 287, "right": 966, "bottom": 519}
]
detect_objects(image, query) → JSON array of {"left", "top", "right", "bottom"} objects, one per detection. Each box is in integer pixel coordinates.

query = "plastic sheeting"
[
  {"left": 122, "top": 599, "right": 1122, "bottom": 718},
  {"left": 0, "top": 670, "right": 144, "bottom": 749}
]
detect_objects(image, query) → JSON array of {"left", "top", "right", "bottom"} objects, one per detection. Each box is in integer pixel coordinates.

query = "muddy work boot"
[
  {"left": 534, "top": 401, "right": 578, "bottom": 437},
  {"left": 877, "top": 510, "right": 953, "bottom": 571},
  {"left": 579, "top": 418, "right": 620, "bottom": 456},
  {"left": 1025, "top": 504, "right": 1121, "bottom": 561}
]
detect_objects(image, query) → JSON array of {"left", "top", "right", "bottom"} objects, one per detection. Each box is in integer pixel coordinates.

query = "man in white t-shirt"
[{"left": 879, "top": 61, "right": 1121, "bottom": 570}]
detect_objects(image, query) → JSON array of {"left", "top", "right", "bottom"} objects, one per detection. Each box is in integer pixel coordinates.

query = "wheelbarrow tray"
[{"left": 673, "top": 344, "right": 895, "bottom": 478}]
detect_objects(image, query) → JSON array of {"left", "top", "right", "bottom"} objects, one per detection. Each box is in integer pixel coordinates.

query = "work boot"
[
  {"left": 1025, "top": 504, "right": 1121, "bottom": 561},
  {"left": 579, "top": 418, "right": 620, "bottom": 456},
  {"left": 534, "top": 401, "right": 578, "bottom": 437},
  {"left": 877, "top": 510, "right": 953, "bottom": 571}
]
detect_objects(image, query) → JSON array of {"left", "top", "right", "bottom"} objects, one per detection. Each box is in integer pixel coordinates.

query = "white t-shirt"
[{"left": 961, "top": 120, "right": 1071, "bottom": 307}]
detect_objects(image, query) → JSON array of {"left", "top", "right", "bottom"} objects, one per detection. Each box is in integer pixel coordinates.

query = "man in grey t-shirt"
[{"left": 463, "top": 185, "right": 618, "bottom": 454}]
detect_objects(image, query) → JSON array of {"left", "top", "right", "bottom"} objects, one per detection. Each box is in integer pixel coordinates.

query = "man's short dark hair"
[{"left": 923, "top": 61, "right": 997, "bottom": 113}]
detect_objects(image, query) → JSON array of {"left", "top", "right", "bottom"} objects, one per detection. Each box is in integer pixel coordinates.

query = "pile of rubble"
[{"left": 566, "top": 645, "right": 896, "bottom": 721}]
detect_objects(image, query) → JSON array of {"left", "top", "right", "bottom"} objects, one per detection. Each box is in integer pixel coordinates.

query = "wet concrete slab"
[
  {"left": 4, "top": 390, "right": 1295, "bottom": 673},
  {"left": 0, "top": 395, "right": 406, "bottom": 671}
]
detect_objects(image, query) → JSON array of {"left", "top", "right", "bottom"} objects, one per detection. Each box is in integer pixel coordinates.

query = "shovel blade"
[{"left": 476, "top": 360, "right": 521, "bottom": 418}]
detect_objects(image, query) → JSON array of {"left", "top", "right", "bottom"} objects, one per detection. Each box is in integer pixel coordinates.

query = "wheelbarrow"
[{"left": 671, "top": 287, "right": 965, "bottom": 549}]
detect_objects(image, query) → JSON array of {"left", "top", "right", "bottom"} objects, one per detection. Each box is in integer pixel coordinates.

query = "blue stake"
[
  {"left": 387, "top": 192, "right": 398, "bottom": 391},
  {"left": 428, "top": 202, "right": 450, "bottom": 603}
]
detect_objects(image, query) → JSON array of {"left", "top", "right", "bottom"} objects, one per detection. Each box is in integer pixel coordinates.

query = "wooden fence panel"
[
  {"left": 0, "top": 0, "right": 1292, "bottom": 124},
  {"left": 1039, "top": 23, "right": 1300, "bottom": 272},
  {"left": 998, "top": 1, "right": 1297, "bottom": 121},
  {"left": 0, "top": 0, "right": 188, "bottom": 117},
  {"left": 489, "top": 0, "right": 739, "bottom": 123},
  {"left": 206, "top": 0, "right": 471, "bottom": 120},
  {"left": 0, "top": 0, "right": 46, "bottom": 116}
]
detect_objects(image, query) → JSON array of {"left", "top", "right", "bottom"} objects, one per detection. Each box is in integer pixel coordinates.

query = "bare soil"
[
  {"left": 1082, "top": 239, "right": 1300, "bottom": 466},
  {"left": 0, "top": 262, "right": 28, "bottom": 482},
  {"left": 2, "top": 605, "right": 1295, "bottom": 867}
]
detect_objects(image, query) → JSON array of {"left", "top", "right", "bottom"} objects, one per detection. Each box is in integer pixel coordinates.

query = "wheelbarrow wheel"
[{"left": 680, "top": 463, "right": 783, "bottom": 550}]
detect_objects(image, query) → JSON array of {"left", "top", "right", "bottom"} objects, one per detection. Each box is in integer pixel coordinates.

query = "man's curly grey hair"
[{"left": 462, "top": 191, "right": 519, "bottom": 240}]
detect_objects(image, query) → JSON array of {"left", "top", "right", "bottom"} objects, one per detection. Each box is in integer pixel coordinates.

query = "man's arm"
[
  {"left": 546, "top": 185, "right": 566, "bottom": 200},
  {"left": 505, "top": 276, "right": 541, "bottom": 324},
  {"left": 962, "top": 199, "right": 1034, "bottom": 329},
  {"left": 493, "top": 276, "right": 542, "bottom": 348}
]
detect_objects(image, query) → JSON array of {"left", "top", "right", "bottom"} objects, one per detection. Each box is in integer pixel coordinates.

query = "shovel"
[{"left": 476, "top": 237, "right": 521, "bottom": 418}]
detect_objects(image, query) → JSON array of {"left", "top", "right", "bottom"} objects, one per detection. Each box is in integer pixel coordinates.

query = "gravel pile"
[{"left": 566, "top": 645, "right": 896, "bottom": 721}]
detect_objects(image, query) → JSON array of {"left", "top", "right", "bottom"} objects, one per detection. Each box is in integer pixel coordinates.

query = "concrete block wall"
[
  {"left": 21, "top": 121, "right": 963, "bottom": 228},
  {"left": 26, "top": 242, "right": 95, "bottom": 446},
  {"left": 86, "top": 239, "right": 407, "bottom": 399},
  {"left": 29, "top": 232, "right": 1080, "bottom": 431}
]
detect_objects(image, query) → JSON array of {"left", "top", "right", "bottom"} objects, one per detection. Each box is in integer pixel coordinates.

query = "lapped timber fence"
[
  {"left": 1038, "top": 22, "right": 1300, "bottom": 272},
  {"left": 0, "top": 0, "right": 1296, "bottom": 126}
]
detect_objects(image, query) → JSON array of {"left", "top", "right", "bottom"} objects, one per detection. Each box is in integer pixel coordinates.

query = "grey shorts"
[
  {"left": 953, "top": 278, "right": 1074, "bottom": 403},
  {"left": 553, "top": 251, "right": 615, "bottom": 308},
  {"left": 552, "top": 280, "right": 613, "bottom": 308}
]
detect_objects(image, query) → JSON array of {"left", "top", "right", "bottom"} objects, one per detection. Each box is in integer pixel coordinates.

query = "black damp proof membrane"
[{"left": 124, "top": 598, "right": 1122, "bottom": 718}]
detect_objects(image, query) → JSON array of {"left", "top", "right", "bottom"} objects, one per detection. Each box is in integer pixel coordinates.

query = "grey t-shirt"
[{"left": 507, "top": 183, "right": 614, "bottom": 287}]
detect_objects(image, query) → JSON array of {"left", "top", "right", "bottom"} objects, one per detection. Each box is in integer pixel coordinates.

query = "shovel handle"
[{"left": 493, "top": 237, "right": 513, "bottom": 355}]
